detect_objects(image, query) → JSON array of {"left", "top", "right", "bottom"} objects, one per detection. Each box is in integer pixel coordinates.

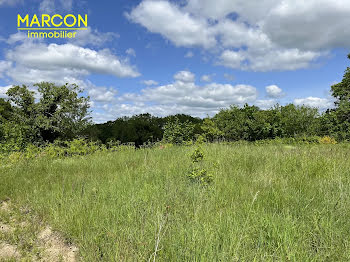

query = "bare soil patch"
[{"left": 0, "top": 200, "right": 79, "bottom": 261}]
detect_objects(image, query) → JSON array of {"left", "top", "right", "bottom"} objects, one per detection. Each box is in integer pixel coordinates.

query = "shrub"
[
  {"left": 187, "top": 146, "right": 213, "bottom": 185},
  {"left": 190, "top": 147, "right": 204, "bottom": 163},
  {"left": 187, "top": 168, "right": 213, "bottom": 185},
  {"left": 163, "top": 118, "right": 195, "bottom": 145},
  {"left": 319, "top": 136, "right": 337, "bottom": 144}
]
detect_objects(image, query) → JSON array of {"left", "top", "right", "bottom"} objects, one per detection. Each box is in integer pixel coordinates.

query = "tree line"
[{"left": 1, "top": 54, "right": 350, "bottom": 149}]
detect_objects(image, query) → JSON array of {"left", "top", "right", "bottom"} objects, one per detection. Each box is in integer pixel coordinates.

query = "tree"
[
  {"left": 5, "top": 82, "right": 90, "bottom": 144},
  {"left": 163, "top": 117, "right": 195, "bottom": 144},
  {"left": 0, "top": 98, "right": 14, "bottom": 142},
  {"left": 0, "top": 98, "right": 13, "bottom": 121},
  {"left": 201, "top": 117, "right": 223, "bottom": 142},
  {"left": 214, "top": 104, "right": 272, "bottom": 141},
  {"left": 277, "top": 104, "right": 319, "bottom": 137},
  {"left": 330, "top": 54, "right": 350, "bottom": 139}
]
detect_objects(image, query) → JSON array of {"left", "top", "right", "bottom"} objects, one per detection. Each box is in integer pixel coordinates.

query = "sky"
[{"left": 0, "top": 0, "right": 349, "bottom": 123}]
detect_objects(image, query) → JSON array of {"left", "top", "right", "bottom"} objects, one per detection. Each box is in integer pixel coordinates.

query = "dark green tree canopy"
[
  {"left": 3, "top": 82, "right": 90, "bottom": 143},
  {"left": 327, "top": 53, "right": 350, "bottom": 139},
  {"left": 331, "top": 54, "right": 350, "bottom": 105}
]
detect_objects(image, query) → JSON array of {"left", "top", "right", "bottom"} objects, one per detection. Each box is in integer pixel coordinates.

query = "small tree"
[
  {"left": 201, "top": 117, "right": 223, "bottom": 142},
  {"left": 163, "top": 117, "right": 195, "bottom": 144}
]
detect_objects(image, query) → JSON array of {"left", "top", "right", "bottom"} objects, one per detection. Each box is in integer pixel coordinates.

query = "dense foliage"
[
  {"left": 83, "top": 113, "right": 202, "bottom": 147},
  {"left": 0, "top": 82, "right": 90, "bottom": 151}
]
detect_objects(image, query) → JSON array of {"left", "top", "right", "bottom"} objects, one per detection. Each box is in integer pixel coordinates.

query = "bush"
[
  {"left": 163, "top": 118, "right": 195, "bottom": 144},
  {"left": 0, "top": 139, "right": 134, "bottom": 167},
  {"left": 187, "top": 168, "right": 213, "bottom": 184},
  {"left": 319, "top": 136, "right": 337, "bottom": 144}
]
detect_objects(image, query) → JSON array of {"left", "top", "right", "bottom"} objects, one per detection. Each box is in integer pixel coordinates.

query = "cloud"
[
  {"left": 218, "top": 48, "right": 321, "bottom": 71},
  {"left": 126, "top": 0, "right": 217, "bottom": 48},
  {"left": 173, "top": 71, "right": 195, "bottom": 83},
  {"left": 70, "top": 27, "right": 119, "bottom": 47},
  {"left": 0, "top": 85, "right": 11, "bottom": 98},
  {"left": 294, "top": 97, "right": 334, "bottom": 110},
  {"left": 39, "top": 0, "right": 73, "bottom": 14},
  {"left": 126, "top": 48, "right": 136, "bottom": 57},
  {"left": 85, "top": 83, "right": 118, "bottom": 103},
  {"left": 185, "top": 0, "right": 280, "bottom": 22},
  {"left": 5, "top": 42, "right": 140, "bottom": 83},
  {"left": 142, "top": 80, "right": 159, "bottom": 86},
  {"left": 6, "top": 32, "right": 32, "bottom": 45},
  {"left": 255, "top": 99, "right": 277, "bottom": 109},
  {"left": 200, "top": 75, "right": 212, "bottom": 82},
  {"left": 0, "top": 0, "right": 22, "bottom": 6},
  {"left": 0, "top": 61, "right": 11, "bottom": 78},
  {"left": 128, "top": 0, "right": 347, "bottom": 71},
  {"left": 262, "top": 0, "right": 350, "bottom": 50},
  {"left": 265, "top": 85, "right": 284, "bottom": 98},
  {"left": 218, "top": 50, "right": 245, "bottom": 69},
  {"left": 39, "top": 0, "right": 55, "bottom": 13},
  {"left": 116, "top": 70, "right": 258, "bottom": 117}
]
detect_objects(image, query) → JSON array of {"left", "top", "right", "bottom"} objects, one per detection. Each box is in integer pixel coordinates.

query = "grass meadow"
[{"left": 1, "top": 143, "right": 350, "bottom": 261}]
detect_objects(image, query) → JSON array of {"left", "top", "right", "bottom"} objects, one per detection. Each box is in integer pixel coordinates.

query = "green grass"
[{"left": 1, "top": 143, "right": 350, "bottom": 261}]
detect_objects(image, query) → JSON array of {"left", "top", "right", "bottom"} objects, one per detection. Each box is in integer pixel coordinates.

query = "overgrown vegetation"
[{"left": 2, "top": 144, "right": 350, "bottom": 261}]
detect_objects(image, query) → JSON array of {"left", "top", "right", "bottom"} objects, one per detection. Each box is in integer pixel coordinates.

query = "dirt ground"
[{"left": 0, "top": 199, "right": 78, "bottom": 261}]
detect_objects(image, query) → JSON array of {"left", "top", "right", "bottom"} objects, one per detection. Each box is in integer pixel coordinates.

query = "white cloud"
[
  {"left": 39, "top": 0, "right": 73, "bottom": 14},
  {"left": 218, "top": 49, "right": 321, "bottom": 71},
  {"left": 142, "top": 80, "right": 159, "bottom": 86},
  {"left": 186, "top": 0, "right": 350, "bottom": 51},
  {"left": 200, "top": 75, "right": 212, "bottom": 82},
  {"left": 0, "top": 0, "right": 22, "bottom": 6},
  {"left": 247, "top": 49, "right": 321, "bottom": 71},
  {"left": 255, "top": 99, "right": 277, "bottom": 109},
  {"left": 86, "top": 83, "right": 118, "bottom": 103},
  {"left": 128, "top": 0, "right": 349, "bottom": 71},
  {"left": 214, "top": 19, "right": 272, "bottom": 50},
  {"left": 6, "top": 32, "right": 33, "bottom": 45},
  {"left": 262, "top": 0, "right": 350, "bottom": 50},
  {"left": 185, "top": 0, "right": 280, "bottom": 22},
  {"left": 117, "top": 71, "right": 258, "bottom": 117},
  {"left": 39, "top": 0, "right": 55, "bottom": 14},
  {"left": 0, "top": 61, "right": 11, "bottom": 78},
  {"left": 266, "top": 85, "right": 284, "bottom": 98},
  {"left": 127, "top": 0, "right": 217, "bottom": 48},
  {"left": 218, "top": 50, "right": 245, "bottom": 69},
  {"left": 5, "top": 42, "right": 140, "bottom": 83},
  {"left": 294, "top": 97, "right": 334, "bottom": 110},
  {"left": 70, "top": 27, "right": 119, "bottom": 47},
  {"left": 126, "top": 48, "right": 136, "bottom": 57},
  {"left": 174, "top": 70, "right": 195, "bottom": 83},
  {"left": 0, "top": 85, "right": 11, "bottom": 98}
]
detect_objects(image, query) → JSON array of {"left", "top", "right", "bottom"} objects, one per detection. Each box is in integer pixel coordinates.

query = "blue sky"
[{"left": 0, "top": 0, "right": 349, "bottom": 122}]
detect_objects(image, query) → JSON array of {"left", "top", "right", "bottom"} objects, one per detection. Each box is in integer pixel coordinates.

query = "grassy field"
[{"left": 1, "top": 143, "right": 350, "bottom": 261}]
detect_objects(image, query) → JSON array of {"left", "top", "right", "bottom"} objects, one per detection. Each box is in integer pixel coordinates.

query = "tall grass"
[{"left": 1, "top": 143, "right": 350, "bottom": 261}]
